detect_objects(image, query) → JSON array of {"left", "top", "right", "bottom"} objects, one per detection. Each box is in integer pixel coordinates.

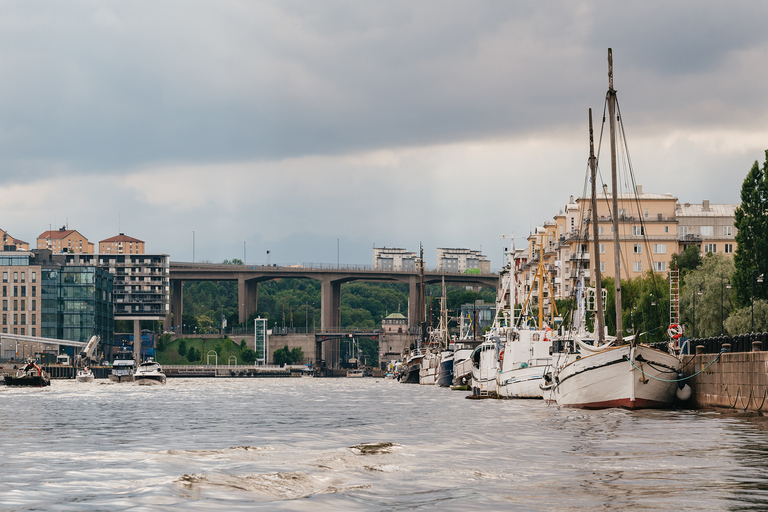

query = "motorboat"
[
  {"left": 398, "top": 351, "right": 423, "bottom": 384},
  {"left": 5, "top": 360, "right": 51, "bottom": 387},
  {"left": 346, "top": 369, "right": 365, "bottom": 378},
  {"left": 435, "top": 349, "right": 454, "bottom": 387},
  {"left": 134, "top": 359, "right": 167, "bottom": 385},
  {"left": 109, "top": 353, "right": 135, "bottom": 383},
  {"left": 76, "top": 367, "right": 95, "bottom": 383},
  {"left": 496, "top": 328, "right": 554, "bottom": 399}
]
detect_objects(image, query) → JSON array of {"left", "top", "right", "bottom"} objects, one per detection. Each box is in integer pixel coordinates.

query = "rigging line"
[{"left": 626, "top": 348, "right": 727, "bottom": 382}]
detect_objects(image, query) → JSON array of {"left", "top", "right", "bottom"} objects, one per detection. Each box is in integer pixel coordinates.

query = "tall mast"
[
  {"left": 607, "top": 48, "right": 623, "bottom": 342},
  {"left": 588, "top": 108, "right": 605, "bottom": 343},
  {"left": 537, "top": 235, "right": 544, "bottom": 329}
]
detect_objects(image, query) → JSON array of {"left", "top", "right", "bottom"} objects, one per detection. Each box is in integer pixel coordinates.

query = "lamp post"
[
  {"left": 752, "top": 271, "right": 764, "bottom": 333},
  {"left": 693, "top": 285, "right": 703, "bottom": 339},
  {"left": 267, "top": 250, "right": 271, "bottom": 266},
  {"left": 721, "top": 277, "right": 731, "bottom": 335}
]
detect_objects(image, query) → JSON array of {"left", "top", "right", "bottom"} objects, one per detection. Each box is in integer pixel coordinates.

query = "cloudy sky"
[{"left": 1, "top": 1, "right": 766, "bottom": 269}]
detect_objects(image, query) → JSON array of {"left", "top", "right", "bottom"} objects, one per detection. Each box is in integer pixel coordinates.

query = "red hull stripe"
[{"left": 560, "top": 397, "right": 670, "bottom": 410}]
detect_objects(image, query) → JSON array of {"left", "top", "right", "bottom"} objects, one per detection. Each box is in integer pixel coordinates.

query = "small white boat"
[
  {"left": 109, "top": 352, "right": 135, "bottom": 383},
  {"left": 346, "top": 369, "right": 365, "bottom": 378},
  {"left": 134, "top": 359, "right": 166, "bottom": 385},
  {"left": 76, "top": 367, "right": 95, "bottom": 383}
]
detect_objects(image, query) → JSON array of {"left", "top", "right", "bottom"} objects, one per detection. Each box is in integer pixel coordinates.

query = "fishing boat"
[
  {"left": 76, "top": 367, "right": 95, "bottom": 383},
  {"left": 5, "top": 360, "right": 51, "bottom": 387},
  {"left": 134, "top": 359, "right": 167, "bottom": 385},
  {"left": 398, "top": 350, "right": 423, "bottom": 384},
  {"left": 551, "top": 49, "right": 683, "bottom": 409}
]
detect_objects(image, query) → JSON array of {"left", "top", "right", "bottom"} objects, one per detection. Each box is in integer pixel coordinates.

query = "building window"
[
  {"left": 12, "top": 313, "right": 16, "bottom": 325},
  {"left": 13, "top": 300, "right": 17, "bottom": 311},
  {"left": 1, "top": 314, "right": 5, "bottom": 325},
  {"left": 680, "top": 226, "right": 689, "bottom": 236},
  {"left": 632, "top": 226, "right": 644, "bottom": 236},
  {"left": 2, "top": 300, "right": 5, "bottom": 311},
  {"left": 653, "top": 261, "right": 667, "bottom": 272},
  {"left": 20, "top": 327, "right": 24, "bottom": 335},
  {"left": 13, "top": 272, "right": 17, "bottom": 283},
  {"left": 31, "top": 328, "right": 35, "bottom": 336},
  {"left": 599, "top": 244, "right": 606, "bottom": 254},
  {"left": 598, "top": 226, "right": 604, "bottom": 235},
  {"left": 644, "top": 209, "right": 649, "bottom": 219},
  {"left": 618, "top": 208, "right": 627, "bottom": 217},
  {"left": 31, "top": 271, "right": 36, "bottom": 283},
  {"left": 634, "top": 261, "right": 642, "bottom": 272},
  {"left": 723, "top": 226, "right": 733, "bottom": 236},
  {"left": 701, "top": 226, "right": 714, "bottom": 236},
  {"left": 2, "top": 271, "right": 7, "bottom": 282},
  {"left": 31, "top": 313, "right": 35, "bottom": 324},
  {"left": 633, "top": 244, "right": 642, "bottom": 254},
  {"left": 600, "top": 262, "right": 606, "bottom": 272},
  {"left": 31, "top": 286, "right": 36, "bottom": 297},
  {"left": 32, "top": 299, "right": 36, "bottom": 311},
  {"left": 20, "top": 286, "right": 26, "bottom": 297},
  {"left": 703, "top": 243, "right": 717, "bottom": 254},
  {"left": 724, "top": 244, "right": 734, "bottom": 254},
  {"left": 2, "top": 286, "right": 4, "bottom": 297},
  {"left": 653, "top": 244, "right": 667, "bottom": 254},
  {"left": 13, "top": 286, "right": 17, "bottom": 297},
  {"left": 20, "top": 314, "right": 25, "bottom": 325},
  {"left": 664, "top": 226, "right": 669, "bottom": 233},
  {"left": 20, "top": 300, "right": 25, "bottom": 310},
  {"left": 20, "top": 272, "right": 25, "bottom": 283}
]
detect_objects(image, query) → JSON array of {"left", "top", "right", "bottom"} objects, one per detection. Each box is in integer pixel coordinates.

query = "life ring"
[
  {"left": 668, "top": 323, "right": 683, "bottom": 339},
  {"left": 499, "top": 349, "right": 504, "bottom": 362}
]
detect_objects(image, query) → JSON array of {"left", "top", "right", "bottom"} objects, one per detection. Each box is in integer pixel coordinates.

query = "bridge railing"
[{"left": 170, "top": 261, "right": 502, "bottom": 275}]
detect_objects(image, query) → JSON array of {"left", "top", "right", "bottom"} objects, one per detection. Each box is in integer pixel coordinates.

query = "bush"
[
  {"left": 186, "top": 347, "right": 200, "bottom": 362},
  {"left": 157, "top": 333, "right": 172, "bottom": 352},
  {"left": 240, "top": 339, "right": 247, "bottom": 350}
]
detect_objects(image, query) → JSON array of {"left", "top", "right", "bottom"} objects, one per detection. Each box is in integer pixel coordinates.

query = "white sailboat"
[{"left": 551, "top": 49, "right": 683, "bottom": 409}]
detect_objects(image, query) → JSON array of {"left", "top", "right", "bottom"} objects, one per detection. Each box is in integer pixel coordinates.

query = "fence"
[{"left": 657, "top": 333, "right": 768, "bottom": 354}]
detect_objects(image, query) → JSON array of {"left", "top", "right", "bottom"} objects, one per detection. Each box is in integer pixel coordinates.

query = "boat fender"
[
  {"left": 676, "top": 384, "right": 692, "bottom": 401},
  {"left": 677, "top": 372, "right": 686, "bottom": 390},
  {"left": 520, "top": 362, "right": 528, "bottom": 368}
]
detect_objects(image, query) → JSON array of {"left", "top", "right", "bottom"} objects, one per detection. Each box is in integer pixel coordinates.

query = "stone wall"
[
  {"left": 267, "top": 333, "right": 315, "bottom": 365},
  {"left": 687, "top": 351, "right": 768, "bottom": 412}
]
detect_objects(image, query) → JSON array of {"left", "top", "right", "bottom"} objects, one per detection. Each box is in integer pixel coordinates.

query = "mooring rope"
[{"left": 625, "top": 349, "right": 727, "bottom": 383}]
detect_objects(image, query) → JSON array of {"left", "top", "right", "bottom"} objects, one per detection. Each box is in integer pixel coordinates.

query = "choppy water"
[{"left": 2, "top": 378, "right": 768, "bottom": 511}]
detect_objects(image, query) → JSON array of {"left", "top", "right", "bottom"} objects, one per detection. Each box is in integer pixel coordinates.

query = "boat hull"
[
  {"left": 5, "top": 375, "right": 50, "bottom": 387},
  {"left": 497, "top": 365, "right": 548, "bottom": 399},
  {"left": 109, "top": 374, "right": 135, "bottom": 383},
  {"left": 436, "top": 358, "right": 453, "bottom": 387},
  {"left": 135, "top": 375, "right": 166, "bottom": 385},
  {"left": 76, "top": 375, "right": 95, "bottom": 383},
  {"left": 554, "top": 344, "right": 680, "bottom": 409},
  {"left": 400, "top": 364, "right": 420, "bottom": 384}
]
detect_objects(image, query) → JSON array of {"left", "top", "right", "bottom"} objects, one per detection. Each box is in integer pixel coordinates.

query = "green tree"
[
  {"left": 670, "top": 245, "right": 703, "bottom": 285},
  {"left": 680, "top": 254, "right": 735, "bottom": 337},
  {"left": 290, "top": 347, "right": 304, "bottom": 364},
  {"left": 273, "top": 345, "right": 291, "bottom": 366},
  {"left": 177, "top": 339, "right": 187, "bottom": 358},
  {"left": 241, "top": 348, "right": 257, "bottom": 364},
  {"left": 724, "top": 300, "right": 768, "bottom": 335},
  {"left": 186, "top": 347, "right": 200, "bottom": 362},
  {"left": 733, "top": 150, "right": 768, "bottom": 308}
]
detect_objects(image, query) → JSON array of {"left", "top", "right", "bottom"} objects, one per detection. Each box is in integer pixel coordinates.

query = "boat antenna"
[
  {"left": 607, "top": 48, "right": 623, "bottom": 342},
  {"left": 589, "top": 108, "right": 605, "bottom": 344}
]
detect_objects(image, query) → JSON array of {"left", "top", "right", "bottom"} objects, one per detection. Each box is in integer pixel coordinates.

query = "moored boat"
[{"left": 109, "top": 353, "right": 135, "bottom": 383}]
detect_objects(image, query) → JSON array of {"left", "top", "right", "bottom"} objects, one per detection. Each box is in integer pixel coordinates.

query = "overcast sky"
[{"left": 1, "top": 1, "right": 766, "bottom": 269}]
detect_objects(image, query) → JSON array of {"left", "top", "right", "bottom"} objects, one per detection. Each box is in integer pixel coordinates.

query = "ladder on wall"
[{"left": 669, "top": 266, "right": 680, "bottom": 329}]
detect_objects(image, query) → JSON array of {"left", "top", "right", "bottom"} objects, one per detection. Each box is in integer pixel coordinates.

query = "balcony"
[
  {"left": 570, "top": 252, "right": 590, "bottom": 261},
  {"left": 679, "top": 234, "right": 703, "bottom": 242}
]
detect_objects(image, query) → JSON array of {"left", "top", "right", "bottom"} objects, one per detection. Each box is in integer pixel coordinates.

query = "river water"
[{"left": 2, "top": 377, "right": 768, "bottom": 511}]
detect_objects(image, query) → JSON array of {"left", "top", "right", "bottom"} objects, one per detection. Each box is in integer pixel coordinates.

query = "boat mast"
[
  {"left": 588, "top": 108, "right": 605, "bottom": 343},
  {"left": 607, "top": 48, "right": 623, "bottom": 343}
]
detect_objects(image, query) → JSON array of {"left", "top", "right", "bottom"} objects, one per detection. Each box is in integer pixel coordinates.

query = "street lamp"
[
  {"left": 752, "top": 271, "right": 764, "bottom": 333},
  {"left": 721, "top": 277, "right": 731, "bottom": 335},
  {"left": 267, "top": 250, "right": 271, "bottom": 266},
  {"left": 693, "top": 285, "right": 703, "bottom": 339}
]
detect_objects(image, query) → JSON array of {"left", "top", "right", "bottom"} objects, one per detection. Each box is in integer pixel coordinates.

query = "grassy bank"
[{"left": 157, "top": 337, "right": 252, "bottom": 365}]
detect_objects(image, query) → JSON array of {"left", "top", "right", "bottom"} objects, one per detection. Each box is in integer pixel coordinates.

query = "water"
[{"left": 2, "top": 378, "right": 768, "bottom": 511}]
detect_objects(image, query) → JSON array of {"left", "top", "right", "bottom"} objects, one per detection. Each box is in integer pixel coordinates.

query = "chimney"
[
  {"left": 702, "top": 199, "right": 710, "bottom": 211},
  {"left": 636, "top": 184, "right": 643, "bottom": 195}
]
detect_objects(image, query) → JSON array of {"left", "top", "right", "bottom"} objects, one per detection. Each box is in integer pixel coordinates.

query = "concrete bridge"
[{"left": 167, "top": 262, "right": 498, "bottom": 332}]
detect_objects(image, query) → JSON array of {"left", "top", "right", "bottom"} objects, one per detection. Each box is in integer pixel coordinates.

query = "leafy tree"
[
  {"left": 733, "top": 150, "right": 768, "bottom": 308},
  {"left": 290, "top": 347, "right": 304, "bottom": 364},
  {"left": 240, "top": 339, "right": 247, "bottom": 350},
  {"left": 680, "top": 254, "right": 735, "bottom": 337},
  {"left": 241, "top": 348, "right": 257, "bottom": 364},
  {"left": 177, "top": 339, "right": 187, "bottom": 358},
  {"left": 670, "top": 245, "right": 703, "bottom": 285},
  {"left": 273, "top": 345, "right": 292, "bottom": 366},
  {"left": 186, "top": 347, "right": 200, "bottom": 362},
  {"left": 157, "top": 333, "right": 172, "bottom": 352},
  {"left": 724, "top": 300, "right": 768, "bottom": 335}
]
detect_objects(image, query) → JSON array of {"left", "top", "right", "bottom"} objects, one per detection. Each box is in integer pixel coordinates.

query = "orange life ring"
[
  {"left": 499, "top": 349, "right": 504, "bottom": 362},
  {"left": 668, "top": 323, "right": 683, "bottom": 339}
]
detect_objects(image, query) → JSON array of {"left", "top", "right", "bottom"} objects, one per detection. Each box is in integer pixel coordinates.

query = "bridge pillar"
[
  {"left": 171, "top": 280, "right": 183, "bottom": 332},
  {"left": 408, "top": 276, "right": 420, "bottom": 332},
  {"left": 321, "top": 278, "right": 341, "bottom": 331},
  {"left": 238, "top": 277, "right": 258, "bottom": 324}
]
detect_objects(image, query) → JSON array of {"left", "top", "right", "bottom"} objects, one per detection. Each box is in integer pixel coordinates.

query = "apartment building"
[
  {"left": 99, "top": 233, "right": 146, "bottom": 255},
  {"left": 436, "top": 248, "right": 491, "bottom": 273},
  {"left": 1, "top": 252, "right": 41, "bottom": 337},
  {"left": 36, "top": 227, "right": 95, "bottom": 254},
  {"left": 372, "top": 247, "right": 418, "bottom": 271},
  {"left": 676, "top": 200, "right": 738, "bottom": 256},
  {"left": 0, "top": 229, "right": 29, "bottom": 251}
]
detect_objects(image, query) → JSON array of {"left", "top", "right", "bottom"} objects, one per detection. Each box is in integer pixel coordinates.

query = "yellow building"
[
  {"left": 1, "top": 252, "right": 41, "bottom": 337},
  {"left": 99, "top": 233, "right": 146, "bottom": 254},
  {"left": 36, "top": 227, "right": 94, "bottom": 254},
  {"left": 0, "top": 229, "right": 29, "bottom": 251}
]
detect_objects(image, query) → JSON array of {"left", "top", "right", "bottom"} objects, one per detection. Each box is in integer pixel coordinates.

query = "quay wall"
[{"left": 687, "top": 351, "right": 768, "bottom": 412}]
